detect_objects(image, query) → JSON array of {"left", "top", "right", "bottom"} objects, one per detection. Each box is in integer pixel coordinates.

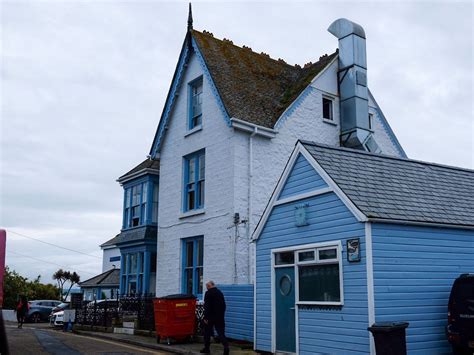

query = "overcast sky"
[{"left": 1, "top": 0, "right": 472, "bottom": 283}]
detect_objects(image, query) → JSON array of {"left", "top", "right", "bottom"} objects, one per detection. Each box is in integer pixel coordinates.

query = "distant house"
[
  {"left": 100, "top": 235, "right": 121, "bottom": 272},
  {"left": 253, "top": 141, "right": 474, "bottom": 354},
  {"left": 114, "top": 158, "right": 159, "bottom": 296},
  {"left": 79, "top": 268, "right": 120, "bottom": 301}
]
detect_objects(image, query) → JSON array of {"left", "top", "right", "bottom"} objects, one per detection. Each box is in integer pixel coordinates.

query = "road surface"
[{"left": 4, "top": 322, "right": 169, "bottom": 354}]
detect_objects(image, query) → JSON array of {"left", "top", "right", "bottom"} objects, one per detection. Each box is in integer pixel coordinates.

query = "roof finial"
[{"left": 187, "top": 3, "right": 193, "bottom": 31}]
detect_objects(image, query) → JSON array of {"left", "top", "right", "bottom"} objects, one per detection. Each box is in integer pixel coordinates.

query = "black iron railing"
[
  {"left": 75, "top": 294, "right": 154, "bottom": 330},
  {"left": 75, "top": 295, "right": 204, "bottom": 335}
]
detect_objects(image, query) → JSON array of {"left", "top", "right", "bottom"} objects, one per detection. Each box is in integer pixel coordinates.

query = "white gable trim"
[
  {"left": 252, "top": 142, "right": 367, "bottom": 241},
  {"left": 274, "top": 187, "right": 332, "bottom": 207},
  {"left": 298, "top": 145, "right": 367, "bottom": 222}
]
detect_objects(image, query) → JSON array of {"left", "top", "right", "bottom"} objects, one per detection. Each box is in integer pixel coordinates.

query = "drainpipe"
[{"left": 248, "top": 127, "right": 257, "bottom": 284}]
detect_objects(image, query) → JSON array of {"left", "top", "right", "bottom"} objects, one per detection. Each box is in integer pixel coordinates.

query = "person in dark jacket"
[
  {"left": 15, "top": 295, "right": 29, "bottom": 329},
  {"left": 201, "top": 281, "right": 229, "bottom": 355}
]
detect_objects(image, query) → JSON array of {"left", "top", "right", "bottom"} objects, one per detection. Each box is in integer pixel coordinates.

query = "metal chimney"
[{"left": 328, "top": 18, "right": 381, "bottom": 153}]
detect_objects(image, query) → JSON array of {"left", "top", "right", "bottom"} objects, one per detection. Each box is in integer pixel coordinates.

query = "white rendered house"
[{"left": 148, "top": 11, "right": 405, "bottom": 307}]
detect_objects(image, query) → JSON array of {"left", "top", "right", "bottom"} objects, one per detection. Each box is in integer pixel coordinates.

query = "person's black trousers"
[{"left": 204, "top": 320, "right": 229, "bottom": 351}]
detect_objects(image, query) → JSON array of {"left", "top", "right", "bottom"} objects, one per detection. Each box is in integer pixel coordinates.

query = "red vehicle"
[{"left": 447, "top": 274, "right": 474, "bottom": 355}]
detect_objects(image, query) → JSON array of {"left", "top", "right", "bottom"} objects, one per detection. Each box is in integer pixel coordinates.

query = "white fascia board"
[
  {"left": 365, "top": 222, "right": 376, "bottom": 355},
  {"left": 310, "top": 54, "right": 338, "bottom": 84},
  {"left": 252, "top": 142, "right": 367, "bottom": 241},
  {"left": 252, "top": 143, "right": 303, "bottom": 241},
  {"left": 298, "top": 144, "right": 367, "bottom": 222},
  {"left": 230, "top": 117, "right": 277, "bottom": 138},
  {"left": 274, "top": 187, "right": 332, "bottom": 206}
]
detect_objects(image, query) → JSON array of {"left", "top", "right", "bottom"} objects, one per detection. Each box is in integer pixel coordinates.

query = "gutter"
[
  {"left": 366, "top": 218, "right": 474, "bottom": 231},
  {"left": 230, "top": 117, "right": 277, "bottom": 139}
]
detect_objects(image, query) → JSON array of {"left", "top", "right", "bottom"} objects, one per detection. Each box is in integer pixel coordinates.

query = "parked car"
[
  {"left": 85, "top": 299, "right": 119, "bottom": 310},
  {"left": 49, "top": 310, "right": 65, "bottom": 327},
  {"left": 51, "top": 302, "right": 69, "bottom": 314},
  {"left": 447, "top": 274, "right": 474, "bottom": 354},
  {"left": 27, "top": 300, "right": 62, "bottom": 323},
  {"left": 49, "top": 302, "right": 69, "bottom": 326}
]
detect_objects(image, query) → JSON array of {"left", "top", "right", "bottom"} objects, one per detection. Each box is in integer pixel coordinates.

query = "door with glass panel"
[{"left": 275, "top": 251, "right": 296, "bottom": 353}]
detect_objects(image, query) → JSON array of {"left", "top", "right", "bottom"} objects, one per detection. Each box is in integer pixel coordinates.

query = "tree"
[
  {"left": 63, "top": 271, "right": 80, "bottom": 301},
  {"left": 53, "top": 269, "right": 68, "bottom": 301},
  {"left": 52, "top": 269, "right": 81, "bottom": 301},
  {"left": 2, "top": 267, "right": 59, "bottom": 309},
  {"left": 2, "top": 267, "right": 28, "bottom": 309}
]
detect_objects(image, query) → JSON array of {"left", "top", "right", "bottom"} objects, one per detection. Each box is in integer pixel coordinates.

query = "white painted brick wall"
[
  {"left": 156, "top": 53, "right": 405, "bottom": 294},
  {"left": 102, "top": 246, "right": 120, "bottom": 273}
]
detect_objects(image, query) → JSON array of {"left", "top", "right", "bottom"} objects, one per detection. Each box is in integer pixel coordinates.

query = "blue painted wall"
[
  {"left": 256, "top": 191, "right": 368, "bottom": 354},
  {"left": 372, "top": 223, "right": 474, "bottom": 355},
  {"left": 219, "top": 284, "right": 254, "bottom": 342},
  {"left": 278, "top": 154, "right": 328, "bottom": 200}
]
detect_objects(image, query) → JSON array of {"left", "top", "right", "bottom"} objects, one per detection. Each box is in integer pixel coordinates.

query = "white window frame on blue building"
[
  {"left": 181, "top": 236, "right": 204, "bottom": 297},
  {"left": 183, "top": 150, "right": 205, "bottom": 212}
]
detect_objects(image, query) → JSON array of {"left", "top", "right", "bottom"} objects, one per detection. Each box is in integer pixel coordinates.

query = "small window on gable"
[
  {"left": 322, "top": 97, "right": 333, "bottom": 121},
  {"left": 368, "top": 113, "right": 374, "bottom": 130},
  {"left": 189, "top": 77, "right": 203, "bottom": 130}
]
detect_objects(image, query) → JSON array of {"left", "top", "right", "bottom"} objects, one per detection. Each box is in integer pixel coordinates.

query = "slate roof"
[
  {"left": 192, "top": 30, "right": 338, "bottom": 128},
  {"left": 80, "top": 268, "right": 120, "bottom": 288},
  {"left": 100, "top": 234, "right": 121, "bottom": 248},
  {"left": 302, "top": 141, "right": 474, "bottom": 227},
  {"left": 118, "top": 158, "right": 160, "bottom": 182},
  {"left": 113, "top": 226, "right": 158, "bottom": 246}
]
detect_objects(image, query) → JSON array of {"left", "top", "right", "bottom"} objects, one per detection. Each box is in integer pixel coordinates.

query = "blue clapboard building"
[{"left": 253, "top": 141, "right": 474, "bottom": 354}]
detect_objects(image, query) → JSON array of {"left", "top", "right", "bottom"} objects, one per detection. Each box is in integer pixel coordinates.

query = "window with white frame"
[
  {"left": 274, "top": 242, "right": 343, "bottom": 305},
  {"left": 322, "top": 97, "right": 333, "bottom": 121},
  {"left": 189, "top": 77, "right": 203, "bottom": 129}
]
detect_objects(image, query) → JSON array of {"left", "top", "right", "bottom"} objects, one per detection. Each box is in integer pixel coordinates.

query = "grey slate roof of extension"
[
  {"left": 100, "top": 234, "right": 121, "bottom": 248},
  {"left": 113, "top": 225, "right": 158, "bottom": 246},
  {"left": 117, "top": 158, "right": 160, "bottom": 182},
  {"left": 301, "top": 141, "right": 474, "bottom": 227},
  {"left": 79, "top": 268, "right": 120, "bottom": 288}
]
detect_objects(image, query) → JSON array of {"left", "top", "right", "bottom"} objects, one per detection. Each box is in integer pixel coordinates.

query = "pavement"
[
  {"left": 74, "top": 328, "right": 257, "bottom": 355},
  {"left": 4, "top": 321, "right": 257, "bottom": 355}
]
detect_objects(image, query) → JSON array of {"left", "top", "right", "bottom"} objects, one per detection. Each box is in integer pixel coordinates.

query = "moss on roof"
[{"left": 192, "top": 30, "right": 338, "bottom": 128}]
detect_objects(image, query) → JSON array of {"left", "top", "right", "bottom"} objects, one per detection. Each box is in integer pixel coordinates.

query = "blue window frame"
[
  {"left": 188, "top": 77, "right": 203, "bottom": 129},
  {"left": 182, "top": 237, "right": 203, "bottom": 297},
  {"left": 183, "top": 151, "right": 205, "bottom": 211},
  {"left": 123, "top": 180, "right": 158, "bottom": 229}
]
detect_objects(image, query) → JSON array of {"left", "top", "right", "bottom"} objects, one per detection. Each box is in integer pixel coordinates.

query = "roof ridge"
[
  {"left": 193, "top": 29, "right": 335, "bottom": 70},
  {"left": 300, "top": 140, "right": 474, "bottom": 173}
]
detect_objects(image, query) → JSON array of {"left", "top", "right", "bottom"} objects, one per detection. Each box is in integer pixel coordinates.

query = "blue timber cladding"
[
  {"left": 372, "top": 223, "right": 474, "bottom": 355},
  {"left": 278, "top": 154, "right": 328, "bottom": 200},
  {"left": 256, "top": 192, "right": 368, "bottom": 354},
  {"left": 218, "top": 284, "right": 253, "bottom": 342}
]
